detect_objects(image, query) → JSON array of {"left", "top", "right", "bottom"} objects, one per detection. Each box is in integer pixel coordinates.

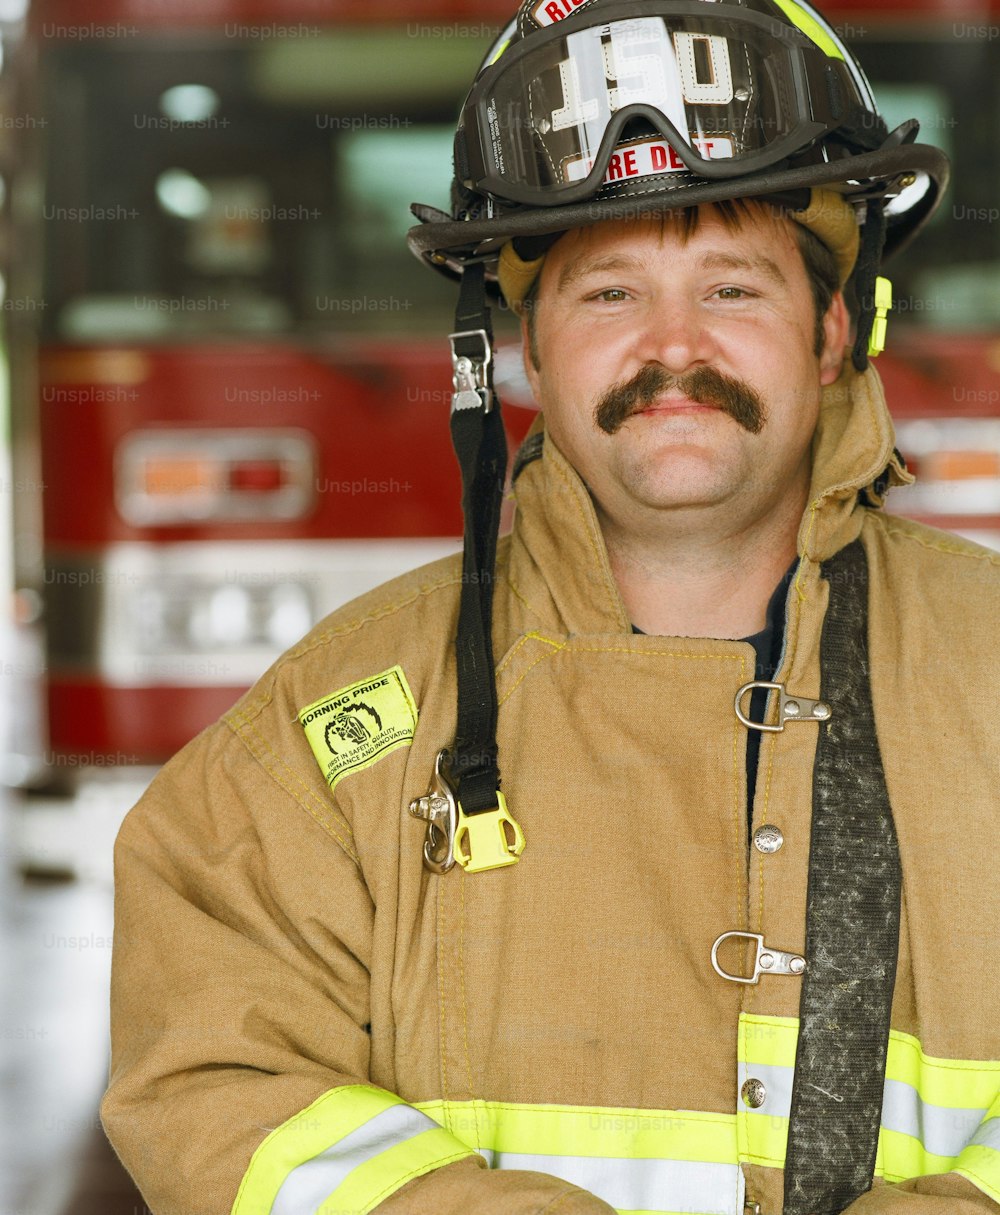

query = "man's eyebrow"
[
  {"left": 556, "top": 253, "right": 647, "bottom": 293},
  {"left": 699, "top": 251, "right": 786, "bottom": 285},
  {"left": 555, "top": 249, "right": 789, "bottom": 294}
]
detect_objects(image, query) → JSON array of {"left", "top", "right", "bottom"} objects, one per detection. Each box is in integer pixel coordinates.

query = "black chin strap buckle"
[{"left": 449, "top": 329, "right": 494, "bottom": 414}]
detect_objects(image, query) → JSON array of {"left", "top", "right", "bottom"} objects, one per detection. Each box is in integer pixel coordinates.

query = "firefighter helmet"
[{"left": 407, "top": 0, "right": 949, "bottom": 295}]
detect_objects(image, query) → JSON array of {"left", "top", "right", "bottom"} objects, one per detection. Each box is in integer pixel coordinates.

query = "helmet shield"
[{"left": 459, "top": 1, "right": 872, "bottom": 206}]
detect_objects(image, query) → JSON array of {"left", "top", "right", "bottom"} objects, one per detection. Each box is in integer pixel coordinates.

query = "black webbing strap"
[
  {"left": 851, "top": 199, "right": 888, "bottom": 372},
  {"left": 783, "top": 539, "right": 901, "bottom": 1215},
  {"left": 448, "top": 261, "right": 508, "bottom": 815}
]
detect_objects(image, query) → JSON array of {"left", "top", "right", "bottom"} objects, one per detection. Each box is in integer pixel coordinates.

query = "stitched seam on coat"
[
  {"left": 816, "top": 374, "right": 891, "bottom": 504},
  {"left": 569, "top": 645, "right": 744, "bottom": 660},
  {"left": 798, "top": 503, "right": 821, "bottom": 572},
  {"left": 458, "top": 874, "right": 481, "bottom": 1152},
  {"left": 436, "top": 874, "right": 452, "bottom": 1130},
  {"left": 426, "top": 1100, "right": 734, "bottom": 1118},
  {"left": 747, "top": 567, "right": 806, "bottom": 1019},
  {"left": 226, "top": 707, "right": 358, "bottom": 864},
  {"left": 228, "top": 573, "right": 464, "bottom": 726},
  {"left": 546, "top": 454, "right": 625, "bottom": 626},
  {"left": 235, "top": 704, "right": 356, "bottom": 849},
  {"left": 732, "top": 653, "right": 748, "bottom": 933},
  {"left": 498, "top": 640, "right": 570, "bottom": 705},
  {"left": 365, "top": 1148, "right": 477, "bottom": 1210},
  {"left": 879, "top": 518, "right": 1000, "bottom": 564},
  {"left": 737, "top": 1015, "right": 751, "bottom": 1163},
  {"left": 503, "top": 573, "right": 548, "bottom": 626},
  {"left": 496, "top": 631, "right": 545, "bottom": 679},
  {"left": 955, "top": 1166, "right": 1000, "bottom": 1203},
  {"left": 500, "top": 644, "right": 745, "bottom": 705},
  {"left": 537, "top": 1187, "right": 597, "bottom": 1214}
]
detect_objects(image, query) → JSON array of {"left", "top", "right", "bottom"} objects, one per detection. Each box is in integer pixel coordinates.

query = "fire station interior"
[{"left": 3, "top": 4, "right": 1000, "bottom": 1213}]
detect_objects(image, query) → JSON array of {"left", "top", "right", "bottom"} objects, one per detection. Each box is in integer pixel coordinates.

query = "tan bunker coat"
[{"left": 103, "top": 364, "right": 1000, "bottom": 1215}]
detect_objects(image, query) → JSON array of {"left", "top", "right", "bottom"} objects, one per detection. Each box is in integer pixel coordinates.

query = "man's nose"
[{"left": 633, "top": 299, "right": 715, "bottom": 373}]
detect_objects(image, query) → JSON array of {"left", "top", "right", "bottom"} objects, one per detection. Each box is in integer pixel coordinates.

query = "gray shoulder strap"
[{"left": 783, "top": 538, "right": 902, "bottom": 1215}]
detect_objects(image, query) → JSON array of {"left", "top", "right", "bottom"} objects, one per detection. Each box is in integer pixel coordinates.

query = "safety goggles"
[{"left": 458, "top": 0, "right": 871, "bottom": 206}]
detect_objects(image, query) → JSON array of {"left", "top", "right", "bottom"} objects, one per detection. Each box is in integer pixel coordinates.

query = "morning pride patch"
[{"left": 298, "top": 666, "right": 418, "bottom": 791}]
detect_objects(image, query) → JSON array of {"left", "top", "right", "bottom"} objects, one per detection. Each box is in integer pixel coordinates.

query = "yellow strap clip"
[
  {"left": 454, "top": 791, "right": 525, "bottom": 873},
  {"left": 867, "top": 275, "right": 893, "bottom": 357}
]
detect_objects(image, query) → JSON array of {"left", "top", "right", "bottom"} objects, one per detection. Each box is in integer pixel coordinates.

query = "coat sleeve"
[
  {"left": 843, "top": 1172, "right": 1000, "bottom": 1213},
  {"left": 839, "top": 1084, "right": 1000, "bottom": 1212},
  {"left": 100, "top": 720, "right": 614, "bottom": 1215}
]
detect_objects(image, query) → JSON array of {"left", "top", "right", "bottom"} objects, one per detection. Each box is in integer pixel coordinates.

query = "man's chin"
[{"left": 609, "top": 443, "right": 747, "bottom": 507}]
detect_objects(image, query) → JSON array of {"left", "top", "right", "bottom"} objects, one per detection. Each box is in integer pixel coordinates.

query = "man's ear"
[{"left": 820, "top": 291, "right": 851, "bottom": 386}]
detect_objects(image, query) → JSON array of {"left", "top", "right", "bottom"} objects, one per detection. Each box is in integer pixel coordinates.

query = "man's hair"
[{"left": 521, "top": 198, "right": 841, "bottom": 370}]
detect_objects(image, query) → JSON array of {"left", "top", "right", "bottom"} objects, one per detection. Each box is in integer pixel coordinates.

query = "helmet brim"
[{"left": 408, "top": 141, "right": 949, "bottom": 278}]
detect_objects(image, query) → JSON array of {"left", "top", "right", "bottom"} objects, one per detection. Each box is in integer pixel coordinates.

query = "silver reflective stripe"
[
  {"left": 970, "top": 1117, "right": 1000, "bottom": 1152},
  {"left": 881, "top": 1078, "right": 987, "bottom": 1159},
  {"left": 270, "top": 1103, "right": 439, "bottom": 1215},
  {"left": 490, "top": 1152, "right": 740, "bottom": 1214},
  {"left": 739, "top": 1061, "right": 795, "bottom": 1119},
  {"left": 738, "top": 1061, "right": 992, "bottom": 1162}
]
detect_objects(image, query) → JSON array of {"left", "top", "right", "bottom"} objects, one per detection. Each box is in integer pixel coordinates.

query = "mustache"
[{"left": 594, "top": 364, "right": 766, "bottom": 436}]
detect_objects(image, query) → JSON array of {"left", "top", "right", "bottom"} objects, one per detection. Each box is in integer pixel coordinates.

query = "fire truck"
[
  {"left": 3, "top": 0, "right": 1000, "bottom": 822},
  {"left": 3, "top": 0, "right": 534, "bottom": 808}
]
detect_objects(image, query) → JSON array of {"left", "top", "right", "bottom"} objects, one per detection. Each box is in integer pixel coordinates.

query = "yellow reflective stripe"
[
  {"left": 740, "top": 1015, "right": 1000, "bottom": 1111},
  {"left": 770, "top": 0, "right": 845, "bottom": 59},
  {"left": 957, "top": 1144, "right": 1000, "bottom": 1205},
  {"left": 231, "top": 1085, "right": 475, "bottom": 1215},
  {"left": 878, "top": 1127, "right": 960, "bottom": 1182},
  {"left": 741, "top": 1112, "right": 788, "bottom": 1168},
  {"left": 887, "top": 1030, "right": 1000, "bottom": 1109},
  {"left": 737, "top": 1014, "right": 1000, "bottom": 1185},
  {"left": 740, "top": 1013, "right": 798, "bottom": 1068},
  {"left": 326, "top": 1128, "right": 473, "bottom": 1215},
  {"left": 416, "top": 1099, "right": 736, "bottom": 1162}
]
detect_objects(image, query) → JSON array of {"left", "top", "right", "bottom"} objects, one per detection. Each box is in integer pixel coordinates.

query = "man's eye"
[
  {"left": 589, "top": 288, "right": 629, "bottom": 303},
  {"left": 715, "top": 286, "right": 753, "bottom": 300}
]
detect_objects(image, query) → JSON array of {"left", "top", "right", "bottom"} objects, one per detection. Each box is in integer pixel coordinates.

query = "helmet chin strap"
[
  {"left": 409, "top": 261, "right": 528, "bottom": 875},
  {"left": 442, "top": 262, "right": 524, "bottom": 855}
]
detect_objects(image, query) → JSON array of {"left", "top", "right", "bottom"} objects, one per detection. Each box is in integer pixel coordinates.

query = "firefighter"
[{"left": 103, "top": 2, "right": 1000, "bottom": 1214}]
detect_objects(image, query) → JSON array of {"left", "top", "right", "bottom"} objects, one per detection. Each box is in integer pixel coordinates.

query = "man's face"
[{"left": 521, "top": 205, "right": 849, "bottom": 535}]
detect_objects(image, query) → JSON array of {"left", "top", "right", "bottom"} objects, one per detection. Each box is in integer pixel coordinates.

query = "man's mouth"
[
  {"left": 636, "top": 395, "right": 719, "bottom": 415},
  {"left": 595, "top": 365, "right": 766, "bottom": 435}
]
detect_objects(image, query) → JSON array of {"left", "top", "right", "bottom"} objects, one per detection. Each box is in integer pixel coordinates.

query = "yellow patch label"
[{"left": 298, "top": 666, "right": 418, "bottom": 791}]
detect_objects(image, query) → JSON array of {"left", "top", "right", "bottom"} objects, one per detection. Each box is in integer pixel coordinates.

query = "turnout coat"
[{"left": 102, "top": 362, "right": 1000, "bottom": 1215}]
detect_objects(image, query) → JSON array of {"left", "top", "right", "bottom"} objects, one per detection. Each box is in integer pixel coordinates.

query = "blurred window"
[
  {"left": 40, "top": 28, "right": 492, "bottom": 341},
  {"left": 858, "top": 34, "right": 1000, "bottom": 331}
]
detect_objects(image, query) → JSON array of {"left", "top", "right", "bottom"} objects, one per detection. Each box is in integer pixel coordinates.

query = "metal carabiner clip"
[{"left": 408, "top": 750, "right": 458, "bottom": 874}]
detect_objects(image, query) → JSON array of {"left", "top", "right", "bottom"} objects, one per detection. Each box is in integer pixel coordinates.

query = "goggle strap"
[{"left": 454, "top": 128, "right": 471, "bottom": 190}]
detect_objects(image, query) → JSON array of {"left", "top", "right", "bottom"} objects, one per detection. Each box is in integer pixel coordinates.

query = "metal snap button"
[
  {"left": 741, "top": 1077, "right": 767, "bottom": 1109},
  {"left": 753, "top": 824, "right": 784, "bottom": 854}
]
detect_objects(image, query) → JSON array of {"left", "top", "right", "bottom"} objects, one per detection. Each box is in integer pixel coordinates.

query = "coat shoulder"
[
  {"left": 225, "top": 547, "right": 471, "bottom": 723},
  {"left": 870, "top": 510, "right": 1000, "bottom": 573},
  {"left": 862, "top": 510, "right": 1000, "bottom": 645}
]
